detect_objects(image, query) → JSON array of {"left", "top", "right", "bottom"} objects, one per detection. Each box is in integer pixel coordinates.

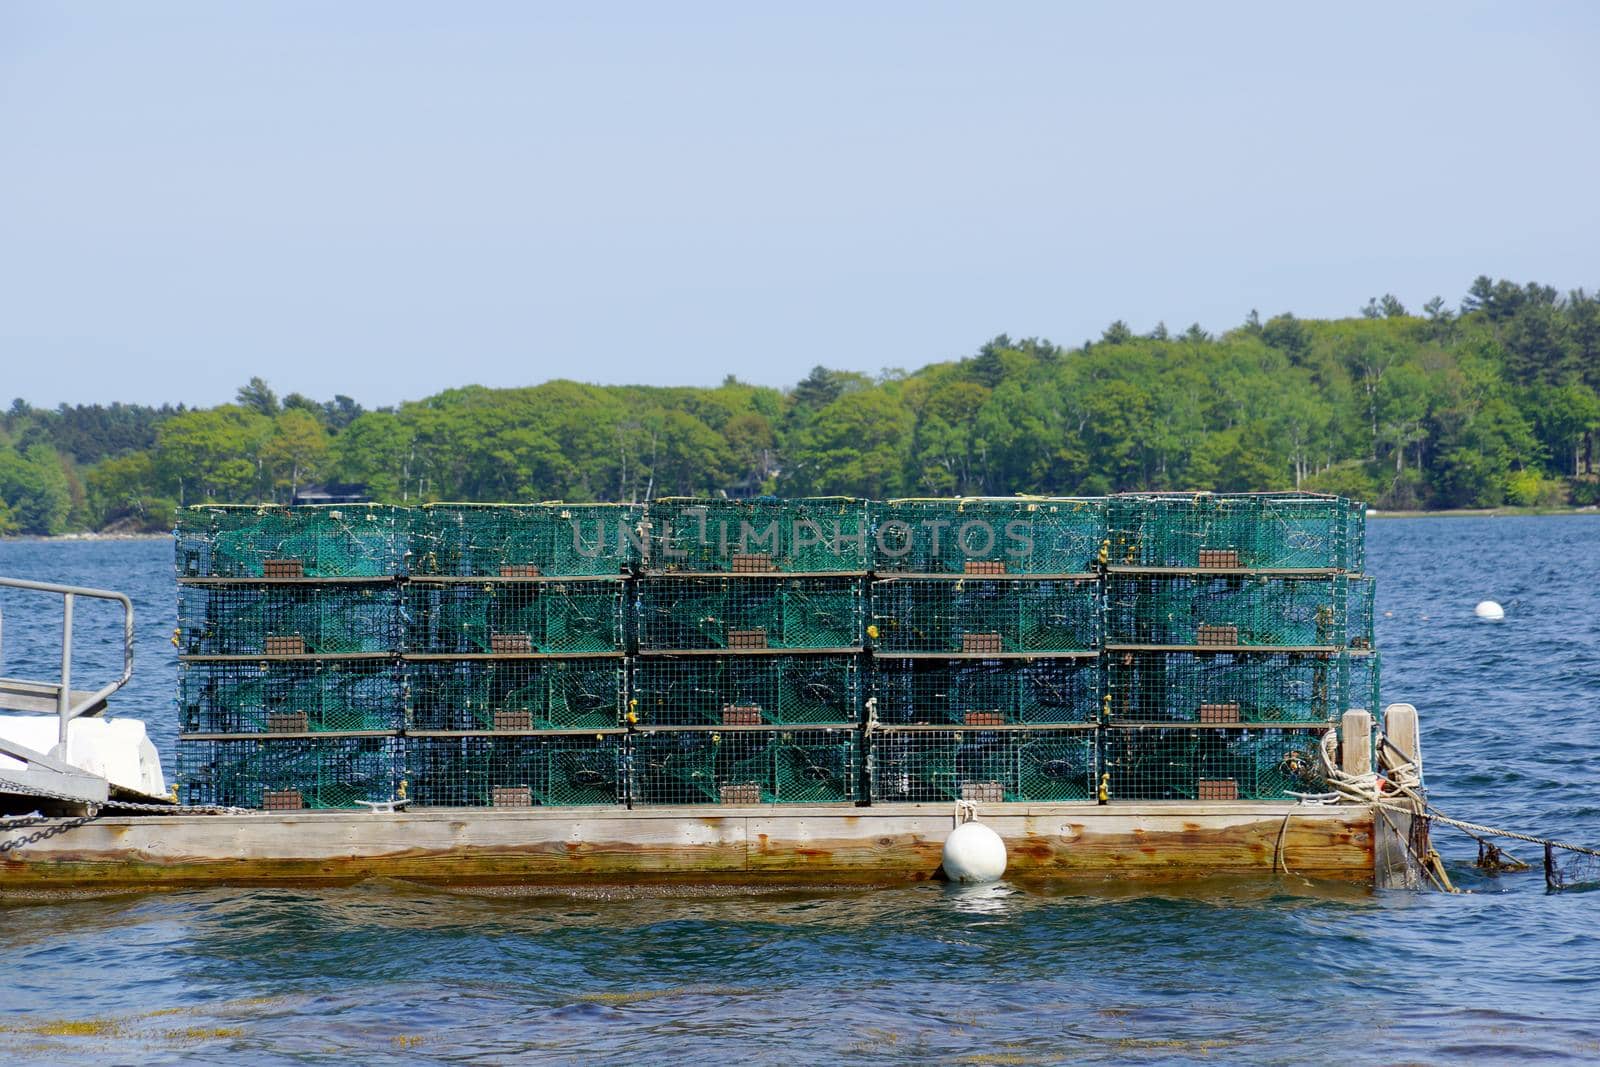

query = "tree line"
[{"left": 3, "top": 274, "right": 1598, "bottom": 535}]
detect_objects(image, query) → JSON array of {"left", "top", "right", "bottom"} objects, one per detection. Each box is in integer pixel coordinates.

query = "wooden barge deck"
[{"left": 0, "top": 799, "right": 1420, "bottom": 891}]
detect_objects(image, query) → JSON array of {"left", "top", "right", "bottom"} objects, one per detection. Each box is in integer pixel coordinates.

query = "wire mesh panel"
[
  {"left": 411, "top": 503, "right": 642, "bottom": 577},
  {"left": 869, "top": 727, "right": 1097, "bottom": 802},
  {"left": 176, "top": 505, "right": 408, "bottom": 578},
  {"left": 871, "top": 498, "right": 1105, "bottom": 575},
  {"left": 645, "top": 498, "right": 870, "bottom": 574},
  {"left": 408, "top": 732, "right": 625, "bottom": 807},
  {"left": 180, "top": 660, "right": 402, "bottom": 733},
  {"left": 1347, "top": 576, "right": 1376, "bottom": 650},
  {"left": 628, "top": 727, "right": 858, "bottom": 805},
  {"left": 403, "top": 580, "right": 626, "bottom": 654},
  {"left": 872, "top": 657, "right": 1099, "bottom": 725},
  {"left": 634, "top": 576, "right": 863, "bottom": 651},
  {"left": 1104, "top": 574, "right": 1350, "bottom": 649},
  {"left": 1104, "top": 651, "right": 1360, "bottom": 725},
  {"left": 1106, "top": 493, "right": 1363, "bottom": 571},
  {"left": 630, "top": 654, "right": 862, "bottom": 726},
  {"left": 1103, "top": 725, "right": 1331, "bottom": 800},
  {"left": 405, "top": 658, "right": 625, "bottom": 731},
  {"left": 177, "top": 735, "right": 404, "bottom": 809},
  {"left": 1346, "top": 652, "right": 1380, "bottom": 714},
  {"left": 869, "top": 577, "right": 1100, "bottom": 654},
  {"left": 178, "top": 582, "right": 400, "bottom": 656}
]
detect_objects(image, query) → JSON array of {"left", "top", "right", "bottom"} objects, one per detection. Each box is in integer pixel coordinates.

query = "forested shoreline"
[{"left": 3, "top": 275, "right": 1598, "bottom": 535}]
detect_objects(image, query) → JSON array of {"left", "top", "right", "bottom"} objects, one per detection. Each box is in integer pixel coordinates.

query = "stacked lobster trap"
[
  {"left": 1100, "top": 493, "right": 1374, "bottom": 800},
  {"left": 173, "top": 492, "right": 1377, "bottom": 811},
  {"left": 401, "top": 504, "right": 635, "bottom": 807},
  {"left": 867, "top": 498, "right": 1106, "bottom": 804},
  {"left": 627, "top": 498, "right": 869, "bottom": 805},
  {"left": 175, "top": 505, "right": 408, "bottom": 809}
]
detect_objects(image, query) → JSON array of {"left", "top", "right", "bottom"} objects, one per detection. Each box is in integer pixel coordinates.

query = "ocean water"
[{"left": 1, "top": 518, "right": 1598, "bottom": 1064}]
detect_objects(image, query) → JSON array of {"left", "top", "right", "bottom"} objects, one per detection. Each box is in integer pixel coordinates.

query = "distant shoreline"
[
  {"left": 0, "top": 532, "right": 172, "bottom": 542},
  {"left": 1367, "top": 506, "right": 1600, "bottom": 519},
  {"left": 5, "top": 505, "right": 1599, "bottom": 541}
]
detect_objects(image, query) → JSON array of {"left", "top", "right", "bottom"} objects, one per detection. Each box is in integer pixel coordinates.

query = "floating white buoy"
[
  {"left": 942, "top": 820, "right": 1007, "bottom": 884},
  {"left": 1475, "top": 600, "right": 1505, "bottom": 621}
]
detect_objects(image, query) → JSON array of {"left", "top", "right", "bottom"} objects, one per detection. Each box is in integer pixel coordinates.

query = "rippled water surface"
[{"left": 1, "top": 519, "right": 1598, "bottom": 1064}]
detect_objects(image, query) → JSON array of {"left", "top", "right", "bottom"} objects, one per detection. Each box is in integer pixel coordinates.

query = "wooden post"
[
  {"left": 1382, "top": 703, "right": 1421, "bottom": 780},
  {"left": 1341, "top": 709, "right": 1372, "bottom": 778}
]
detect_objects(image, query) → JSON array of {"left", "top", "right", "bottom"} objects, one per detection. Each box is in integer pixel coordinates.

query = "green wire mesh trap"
[
  {"left": 180, "top": 660, "right": 402, "bottom": 733},
  {"left": 407, "top": 732, "right": 625, "bottom": 807},
  {"left": 872, "top": 657, "right": 1099, "bottom": 725},
  {"left": 869, "top": 577, "right": 1100, "bottom": 655},
  {"left": 634, "top": 576, "right": 864, "bottom": 651},
  {"left": 1104, "top": 574, "right": 1361, "bottom": 649},
  {"left": 411, "top": 503, "right": 642, "bottom": 577},
  {"left": 645, "top": 498, "right": 870, "bottom": 574},
  {"left": 404, "top": 658, "right": 624, "bottom": 731},
  {"left": 1106, "top": 493, "right": 1364, "bottom": 571},
  {"left": 1104, "top": 650, "right": 1380, "bottom": 725},
  {"left": 1102, "top": 725, "right": 1331, "bottom": 800},
  {"left": 868, "top": 727, "right": 1097, "bottom": 803},
  {"left": 176, "top": 505, "right": 407, "bottom": 578},
  {"left": 178, "top": 582, "right": 400, "bottom": 656},
  {"left": 628, "top": 727, "right": 859, "bottom": 805},
  {"left": 177, "top": 735, "right": 404, "bottom": 809},
  {"left": 629, "top": 654, "right": 862, "bottom": 726},
  {"left": 403, "top": 580, "right": 626, "bottom": 654},
  {"left": 871, "top": 498, "right": 1106, "bottom": 575}
]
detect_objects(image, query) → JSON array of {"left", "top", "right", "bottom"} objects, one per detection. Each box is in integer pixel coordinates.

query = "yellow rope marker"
[
  {"left": 866, "top": 623, "right": 879, "bottom": 640},
  {"left": 1102, "top": 692, "right": 1112, "bottom": 722},
  {"left": 1098, "top": 772, "right": 1110, "bottom": 804}
]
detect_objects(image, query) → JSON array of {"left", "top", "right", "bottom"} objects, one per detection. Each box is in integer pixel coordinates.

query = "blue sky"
[{"left": 2, "top": 2, "right": 1596, "bottom": 408}]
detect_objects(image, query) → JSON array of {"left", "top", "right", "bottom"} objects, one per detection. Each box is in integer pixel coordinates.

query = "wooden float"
[{"left": 0, "top": 798, "right": 1422, "bottom": 891}]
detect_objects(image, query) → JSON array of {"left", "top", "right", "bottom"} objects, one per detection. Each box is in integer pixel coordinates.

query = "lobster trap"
[
  {"left": 410, "top": 503, "right": 642, "bottom": 577},
  {"left": 176, "top": 504, "right": 407, "bottom": 579},
  {"left": 1104, "top": 650, "right": 1380, "bottom": 725},
  {"left": 1103, "top": 725, "right": 1331, "bottom": 800},
  {"left": 645, "top": 497, "right": 870, "bottom": 574},
  {"left": 1106, "top": 493, "right": 1364, "bottom": 572},
  {"left": 629, "top": 654, "right": 862, "bottom": 726},
  {"left": 403, "top": 579, "right": 626, "bottom": 654},
  {"left": 634, "top": 576, "right": 864, "bottom": 651},
  {"left": 177, "top": 734, "right": 404, "bottom": 809},
  {"left": 404, "top": 657, "right": 625, "bottom": 731},
  {"left": 869, "top": 576, "right": 1100, "bottom": 655},
  {"left": 628, "top": 726, "right": 859, "bottom": 805},
  {"left": 868, "top": 726, "right": 1097, "bottom": 803},
  {"left": 407, "top": 731, "right": 625, "bottom": 807},
  {"left": 178, "top": 581, "right": 400, "bottom": 657},
  {"left": 871, "top": 657, "right": 1099, "bottom": 725},
  {"left": 180, "top": 659, "right": 403, "bottom": 734},
  {"left": 1104, "top": 574, "right": 1353, "bottom": 649},
  {"left": 871, "top": 498, "right": 1105, "bottom": 575}
]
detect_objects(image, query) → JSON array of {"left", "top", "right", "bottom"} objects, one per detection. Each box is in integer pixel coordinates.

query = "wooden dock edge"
[{"left": 0, "top": 801, "right": 1377, "bottom": 890}]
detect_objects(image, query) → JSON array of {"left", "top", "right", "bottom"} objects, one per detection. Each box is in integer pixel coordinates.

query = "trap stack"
[
  {"left": 171, "top": 492, "right": 1377, "bottom": 813},
  {"left": 628, "top": 498, "right": 867, "bottom": 806},
  {"left": 174, "top": 505, "right": 407, "bottom": 809},
  {"left": 1101, "top": 493, "right": 1375, "bottom": 800},
  {"left": 867, "top": 499, "right": 1105, "bottom": 804},
  {"left": 401, "top": 504, "right": 637, "bottom": 807}
]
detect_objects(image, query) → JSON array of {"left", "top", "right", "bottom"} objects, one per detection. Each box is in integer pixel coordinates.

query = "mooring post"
[
  {"left": 1382, "top": 703, "right": 1421, "bottom": 782},
  {"left": 1341, "top": 709, "right": 1373, "bottom": 778}
]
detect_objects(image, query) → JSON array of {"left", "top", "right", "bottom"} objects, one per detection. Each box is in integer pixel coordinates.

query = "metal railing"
[{"left": 0, "top": 575, "right": 135, "bottom": 741}]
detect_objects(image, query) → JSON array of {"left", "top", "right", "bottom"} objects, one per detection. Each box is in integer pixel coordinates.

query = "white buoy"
[
  {"left": 942, "top": 821, "right": 1008, "bottom": 883},
  {"left": 1474, "top": 600, "right": 1505, "bottom": 620}
]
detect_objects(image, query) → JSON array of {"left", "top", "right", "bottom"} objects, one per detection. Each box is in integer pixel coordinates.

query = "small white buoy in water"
[
  {"left": 942, "top": 821, "right": 1007, "bottom": 883},
  {"left": 1475, "top": 600, "right": 1505, "bottom": 621}
]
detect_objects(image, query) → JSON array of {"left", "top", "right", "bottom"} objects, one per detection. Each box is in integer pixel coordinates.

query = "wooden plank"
[{"left": 0, "top": 802, "right": 1375, "bottom": 889}]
